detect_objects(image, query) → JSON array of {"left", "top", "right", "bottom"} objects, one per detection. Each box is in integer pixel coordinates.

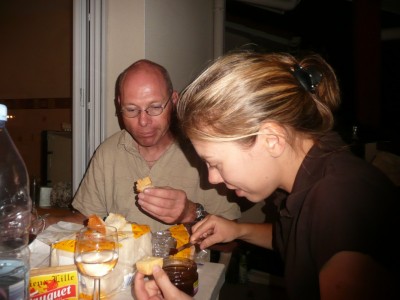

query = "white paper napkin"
[{"left": 29, "top": 221, "right": 84, "bottom": 269}]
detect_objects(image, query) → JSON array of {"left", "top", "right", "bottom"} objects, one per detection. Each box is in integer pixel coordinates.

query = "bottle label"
[{"left": 0, "top": 259, "right": 29, "bottom": 300}]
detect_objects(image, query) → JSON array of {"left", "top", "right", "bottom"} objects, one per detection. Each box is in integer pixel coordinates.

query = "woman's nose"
[{"left": 208, "top": 169, "right": 223, "bottom": 185}]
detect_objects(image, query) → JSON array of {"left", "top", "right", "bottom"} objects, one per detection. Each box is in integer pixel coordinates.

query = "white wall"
[
  {"left": 145, "top": 0, "right": 214, "bottom": 91},
  {"left": 105, "top": 0, "right": 218, "bottom": 137},
  {"left": 105, "top": 0, "right": 145, "bottom": 137}
]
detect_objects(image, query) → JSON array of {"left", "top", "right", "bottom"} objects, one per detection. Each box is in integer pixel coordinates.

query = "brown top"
[
  {"left": 72, "top": 130, "right": 241, "bottom": 232},
  {"left": 273, "top": 132, "right": 399, "bottom": 299}
]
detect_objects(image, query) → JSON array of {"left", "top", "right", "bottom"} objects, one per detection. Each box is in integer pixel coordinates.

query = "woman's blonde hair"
[{"left": 177, "top": 51, "right": 340, "bottom": 146}]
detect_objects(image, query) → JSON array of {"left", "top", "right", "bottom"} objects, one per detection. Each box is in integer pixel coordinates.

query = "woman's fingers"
[{"left": 152, "top": 266, "right": 192, "bottom": 300}]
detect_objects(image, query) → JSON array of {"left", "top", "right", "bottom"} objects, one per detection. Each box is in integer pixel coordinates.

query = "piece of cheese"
[
  {"left": 169, "top": 224, "right": 193, "bottom": 258},
  {"left": 51, "top": 222, "right": 152, "bottom": 297},
  {"left": 136, "top": 256, "right": 164, "bottom": 275},
  {"left": 105, "top": 213, "right": 127, "bottom": 231}
]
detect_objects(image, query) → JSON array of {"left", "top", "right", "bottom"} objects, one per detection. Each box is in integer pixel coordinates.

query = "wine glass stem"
[{"left": 93, "top": 278, "right": 101, "bottom": 300}]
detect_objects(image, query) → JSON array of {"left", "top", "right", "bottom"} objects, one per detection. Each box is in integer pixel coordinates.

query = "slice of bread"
[
  {"left": 87, "top": 214, "right": 106, "bottom": 234},
  {"left": 136, "top": 256, "right": 164, "bottom": 275},
  {"left": 136, "top": 176, "right": 153, "bottom": 192}
]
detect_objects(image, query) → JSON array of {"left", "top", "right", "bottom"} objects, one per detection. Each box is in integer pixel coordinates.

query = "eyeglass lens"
[{"left": 121, "top": 95, "right": 171, "bottom": 118}]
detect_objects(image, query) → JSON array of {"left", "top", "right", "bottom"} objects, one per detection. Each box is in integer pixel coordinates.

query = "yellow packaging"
[{"left": 29, "top": 265, "right": 78, "bottom": 300}]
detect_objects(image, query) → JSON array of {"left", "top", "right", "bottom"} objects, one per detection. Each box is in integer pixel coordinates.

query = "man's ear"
[
  {"left": 171, "top": 91, "right": 179, "bottom": 105},
  {"left": 259, "top": 122, "right": 286, "bottom": 157}
]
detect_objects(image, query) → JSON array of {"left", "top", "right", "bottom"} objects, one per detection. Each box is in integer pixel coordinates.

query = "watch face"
[{"left": 195, "top": 203, "right": 206, "bottom": 221}]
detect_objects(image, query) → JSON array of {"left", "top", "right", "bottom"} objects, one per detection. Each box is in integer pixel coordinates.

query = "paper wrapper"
[
  {"left": 50, "top": 223, "right": 152, "bottom": 298},
  {"left": 29, "top": 221, "right": 84, "bottom": 269},
  {"left": 152, "top": 224, "right": 193, "bottom": 259},
  {"left": 29, "top": 265, "right": 79, "bottom": 300}
]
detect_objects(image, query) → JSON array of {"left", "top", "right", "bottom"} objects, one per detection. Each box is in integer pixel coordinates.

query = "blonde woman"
[{"left": 134, "top": 51, "right": 398, "bottom": 300}]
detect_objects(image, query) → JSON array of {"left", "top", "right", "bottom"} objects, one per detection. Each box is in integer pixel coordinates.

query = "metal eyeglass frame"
[{"left": 119, "top": 94, "right": 172, "bottom": 118}]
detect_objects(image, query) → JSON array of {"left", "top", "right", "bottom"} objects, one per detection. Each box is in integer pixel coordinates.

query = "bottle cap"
[{"left": 0, "top": 104, "right": 7, "bottom": 121}]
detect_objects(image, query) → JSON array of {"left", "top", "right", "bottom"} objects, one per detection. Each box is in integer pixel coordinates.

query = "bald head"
[{"left": 118, "top": 59, "right": 173, "bottom": 97}]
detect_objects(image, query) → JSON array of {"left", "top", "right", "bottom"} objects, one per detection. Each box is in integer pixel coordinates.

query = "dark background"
[{"left": 225, "top": 0, "right": 400, "bottom": 152}]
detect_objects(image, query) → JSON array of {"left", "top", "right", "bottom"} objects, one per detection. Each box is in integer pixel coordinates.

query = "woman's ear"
[{"left": 259, "top": 122, "right": 286, "bottom": 158}]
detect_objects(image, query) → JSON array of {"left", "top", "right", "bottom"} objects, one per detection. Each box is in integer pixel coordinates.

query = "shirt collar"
[{"left": 277, "top": 131, "right": 346, "bottom": 217}]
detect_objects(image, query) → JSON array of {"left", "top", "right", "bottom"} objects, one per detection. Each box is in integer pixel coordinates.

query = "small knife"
[{"left": 169, "top": 241, "right": 195, "bottom": 256}]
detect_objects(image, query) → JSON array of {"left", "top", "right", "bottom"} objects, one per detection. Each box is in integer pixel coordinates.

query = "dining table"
[{"left": 30, "top": 206, "right": 227, "bottom": 300}]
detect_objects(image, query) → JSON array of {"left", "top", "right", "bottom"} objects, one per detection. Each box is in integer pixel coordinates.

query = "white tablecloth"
[{"left": 196, "top": 262, "right": 225, "bottom": 300}]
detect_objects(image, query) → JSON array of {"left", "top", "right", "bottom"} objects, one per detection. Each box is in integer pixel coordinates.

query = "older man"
[{"left": 66, "top": 59, "right": 240, "bottom": 232}]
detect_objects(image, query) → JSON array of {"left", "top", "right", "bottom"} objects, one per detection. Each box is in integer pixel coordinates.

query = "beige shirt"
[{"left": 72, "top": 130, "right": 241, "bottom": 232}]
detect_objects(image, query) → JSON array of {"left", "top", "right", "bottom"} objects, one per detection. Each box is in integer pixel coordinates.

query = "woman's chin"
[
  {"left": 235, "top": 189, "right": 252, "bottom": 200},
  {"left": 235, "top": 189, "right": 265, "bottom": 202}
]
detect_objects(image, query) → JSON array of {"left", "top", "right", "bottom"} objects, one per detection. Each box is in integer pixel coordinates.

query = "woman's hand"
[
  {"left": 134, "top": 266, "right": 192, "bottom": 300},
  {"left": 134, "top": 270, "right": 164, "bottom": 300},
  {"left": 190, "top": 214, "right": 240, "bottom": 250},
  {"left": 191, "top": 214, "right": 273, "bottom": 249}
]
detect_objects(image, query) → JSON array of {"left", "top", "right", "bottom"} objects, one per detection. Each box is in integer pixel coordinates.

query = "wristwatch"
[{"left": 194, "top": 203, "right": 208, "bottom": 222}]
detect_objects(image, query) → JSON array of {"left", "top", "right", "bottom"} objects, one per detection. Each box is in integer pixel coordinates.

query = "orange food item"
[
  {"left": 87, "top": 214, "right": 106, "bottom": 234},
  {"left": 136, "top": 176, "right": 153, "bottom": 192}
]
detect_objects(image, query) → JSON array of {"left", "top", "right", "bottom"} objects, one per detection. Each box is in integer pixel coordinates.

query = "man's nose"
[{"left": 138, "top": 110, "right": 150, "bottom": 126}]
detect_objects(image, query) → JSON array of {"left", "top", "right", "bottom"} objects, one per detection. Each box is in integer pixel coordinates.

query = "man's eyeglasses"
[{"left": 120, "top": 94, "right": 172, "bottom": 118}]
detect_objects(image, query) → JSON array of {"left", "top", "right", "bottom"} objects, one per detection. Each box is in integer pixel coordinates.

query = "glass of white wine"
[{"left": 74, "top": 225, "right": 119, "bottom": 300}]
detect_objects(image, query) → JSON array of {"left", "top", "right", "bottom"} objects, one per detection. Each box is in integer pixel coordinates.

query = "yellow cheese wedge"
[
  {"left": 131, "top": 223, "right": 151, "bottom": 238},
  {"left": 52, "top": 239, "right": 76, "bottom": 253},
  {"left": 169, "top": 224, "right": 191, "bottom": 258}
]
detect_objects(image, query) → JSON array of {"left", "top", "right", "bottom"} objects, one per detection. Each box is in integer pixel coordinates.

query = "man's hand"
[{"left": 137, "top": 187, "right": 196, "bottom": 224}]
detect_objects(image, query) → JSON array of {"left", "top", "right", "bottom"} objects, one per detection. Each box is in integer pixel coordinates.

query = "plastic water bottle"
[
  {"left": 0, "top": 104, "right": 32, "bottom": 299},
  {"left": 0, "top": 246, "right": 30, "bottom": 299}
]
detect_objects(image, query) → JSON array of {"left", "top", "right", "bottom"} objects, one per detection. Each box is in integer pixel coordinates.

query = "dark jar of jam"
[{"left": 163, "top": 257, "right": 199, "bottom": 296}]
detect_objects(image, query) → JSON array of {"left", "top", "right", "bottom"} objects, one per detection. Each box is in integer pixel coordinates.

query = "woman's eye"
[{"left": 204, "top": 161, "right": 217, "bottom": 170}]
